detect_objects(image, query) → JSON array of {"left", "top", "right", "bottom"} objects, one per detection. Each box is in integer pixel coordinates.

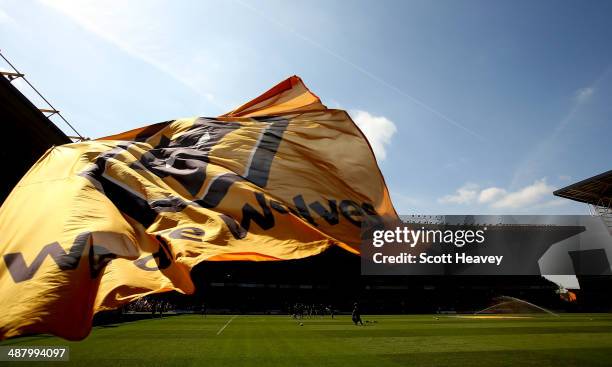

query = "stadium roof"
[
  {"left": 553, "top": 170, "right": 612, "bottom": 205},
  {"left": 0, "top": 75, "right": 71, "bottom": 204}
]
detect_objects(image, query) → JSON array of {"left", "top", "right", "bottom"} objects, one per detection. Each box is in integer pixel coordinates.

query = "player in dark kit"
[{"left": 352, "top": 302, "right": 363, "bottom": 326}]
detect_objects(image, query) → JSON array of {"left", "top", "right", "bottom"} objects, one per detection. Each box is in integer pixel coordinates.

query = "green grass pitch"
[{"left": 3, "top": 314, "right": 612, "bottom": 366}]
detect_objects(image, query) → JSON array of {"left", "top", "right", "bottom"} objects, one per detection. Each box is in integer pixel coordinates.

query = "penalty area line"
[{"left": 217, "top": 315, "right": 238, "bottom": 335}]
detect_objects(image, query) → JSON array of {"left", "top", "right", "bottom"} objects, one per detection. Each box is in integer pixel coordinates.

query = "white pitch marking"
[{"left": 216, "top": 315, "right": 238, "bottom": 335}]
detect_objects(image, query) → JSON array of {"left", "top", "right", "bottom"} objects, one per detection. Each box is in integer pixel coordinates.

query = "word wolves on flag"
[{"left": 0, "top": 76, "right": 397, "bottom": 340}]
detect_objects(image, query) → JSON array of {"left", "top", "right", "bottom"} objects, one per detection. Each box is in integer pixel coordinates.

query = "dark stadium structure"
[
  {"left": 104, "top": 222, "right": 579, "bottom": 321},
  {"left": 0, "top": 74, "right": 70, "bottom": 205},
  {"left": 187, "top": 247, "right": 563, "bottom": 315},
  {"left": 554, "top": 171, "right": 612, "bottom": 312},
  {"left": 161, "top": 221, "right": 587, "bottom": 315},
  {"left": 554, "top": 170, "right": 612, "bottom": 208}
]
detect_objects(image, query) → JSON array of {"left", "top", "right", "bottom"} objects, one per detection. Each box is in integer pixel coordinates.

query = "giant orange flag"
[{"left": 0, "top": 76, "right": 397, "bottom": 340}]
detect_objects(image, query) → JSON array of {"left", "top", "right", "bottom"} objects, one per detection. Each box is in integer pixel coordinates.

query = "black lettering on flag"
[
  {"left": 196, "top": 173, "right": 243, "bottom": 208},
  {"left": 89, "top": 244, "right": 117, "bottom": 279},
  {"left": 3, "top": 232, "right": 90, "bottom": 283},
  {"left": 361, "top": 202, "right": 378, "bottom": 216},
  {"left": 81, "top": 141, "right": 159, "bottom": 227},
  {"left": 360, "top": 202, "right": 384, "bottom": 228},
  {"left": 137, "top": 118, "right": 241, "bottom": 196},
  {"left": 169, "top": 227, "right": 204, "bottom": 242},
  {"left": 309, "top": 200, "right": 339, "bottom": 225},
  {"left": 80, "top": 117, "right": 290, "bottom": 232},
  {"left": 245, "top": 117, "right": 289, "bottom": 187},
  {"left": 339, "top": 200, "right": 365, "bottom": 227},
  {"left": 98, "top": 175, "right": 158, "bottom": 227},
  {"left": 219, "top": 214, "right": 248, "bottom": 240},
  {"left": 133, "top": 236, "right": 173, "bottom": 271},
  {"left": 241, "top": 192, "right": 275, "bottom": 231},
  {"left": 150, "top": 196, "right": 190, "bottom": 212},
  {"left": 292, "top": 195, "right": 317, "bottom": 227},
  {"left": 270, "top": 200, "right": 289, "bottom": 214}
]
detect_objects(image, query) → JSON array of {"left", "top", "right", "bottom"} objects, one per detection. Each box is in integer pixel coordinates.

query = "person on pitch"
[{"left": 352, "top": 302, "right": 363, "bottom": 326}]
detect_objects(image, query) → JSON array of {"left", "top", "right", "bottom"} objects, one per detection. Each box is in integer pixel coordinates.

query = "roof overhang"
[{"left": 553, "top": 170, "right": 612, "bottom": 205}]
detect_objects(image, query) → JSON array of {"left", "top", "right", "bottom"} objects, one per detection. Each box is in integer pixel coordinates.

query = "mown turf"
[{"left": 3, "top": 314, "right": 612, "bottom": 366}]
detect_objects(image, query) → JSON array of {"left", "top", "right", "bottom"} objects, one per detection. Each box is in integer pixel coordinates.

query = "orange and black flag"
[{"left": 0, "top": 76, "right": 397, "bottom": 340}]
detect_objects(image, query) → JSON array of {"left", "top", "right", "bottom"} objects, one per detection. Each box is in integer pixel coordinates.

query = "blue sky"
[{"left": 1, "top": 0, "right": 611, "bottom": 215}]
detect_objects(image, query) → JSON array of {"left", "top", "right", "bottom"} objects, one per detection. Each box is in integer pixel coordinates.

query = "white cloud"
[
  {"left": 351, "top": 110, "right": 397, "bottom": 161},
  {"left": 533, "top": 198, "right": 569, "bottom": 209},
  {"left": 439, "top": 179, "right": 559, "bottom": 210},
  {"left": 478, "top": 187, "right": 507, "bottom": 204},
  {"left": 438, "top": 183, "right": 479, "bottom": 205},
  {"left": 491, "top": 179, "right": 555, "bottom": 209}
]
